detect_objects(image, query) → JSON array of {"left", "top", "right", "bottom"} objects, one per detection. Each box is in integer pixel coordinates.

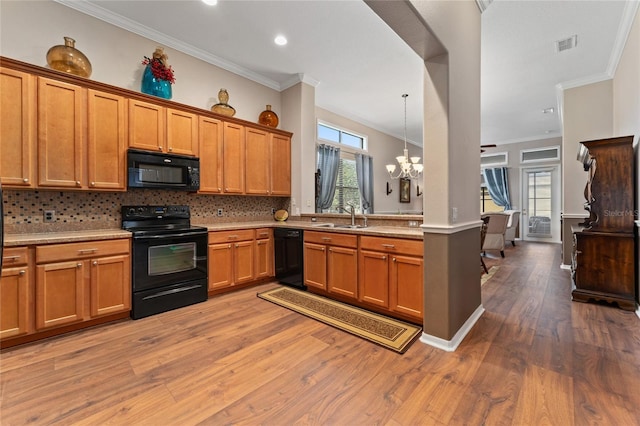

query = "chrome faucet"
[{"left": 338, "top": 204, "right": 356, "bottom": 226}]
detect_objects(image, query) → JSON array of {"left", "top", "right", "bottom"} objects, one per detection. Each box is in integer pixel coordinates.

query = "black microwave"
[{"left": 127, "top": 149, "right": 200, "bottom": 191}]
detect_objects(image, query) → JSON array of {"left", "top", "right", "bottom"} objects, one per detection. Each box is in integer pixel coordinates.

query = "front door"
[{"left": 522, "top": 166, "right": 560, "bottom": 243}]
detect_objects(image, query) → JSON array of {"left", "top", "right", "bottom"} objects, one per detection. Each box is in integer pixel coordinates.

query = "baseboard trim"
[{"left": 419, "top": 304, "right": 485, "bottom": 352}]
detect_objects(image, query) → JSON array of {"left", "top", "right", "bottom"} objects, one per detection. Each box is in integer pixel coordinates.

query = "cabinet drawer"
[
  {"left": 255, "top": 228, "right": 272, "bottom": 240},
  {"left": 2, "top": 247, "right": 29, "bottom": 266},
  {"left": 208, "top": 229, "right": 255, "bottom": 244},
  {"left": 304, "top": 231, "right": 358, "bottom": 248},
  {"left": 36, "top": 239, "right": 130, "bottom": 263},
  {"left": 360, "top": 236, "right": 422, "bottom": 256}
]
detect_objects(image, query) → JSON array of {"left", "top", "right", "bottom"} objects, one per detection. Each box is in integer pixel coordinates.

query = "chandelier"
[{"left": 386, "top": 94, "right": 423, "bottom": 179}]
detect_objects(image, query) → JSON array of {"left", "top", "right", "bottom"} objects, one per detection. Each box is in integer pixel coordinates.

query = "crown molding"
[
  {"left": 53, "top": 0, "right": 282, "bottom": 91},
  {"left": 280, "top": 73, "right": 321, "bottom": 91},
  {"left": 607, "top": 0, "right": 640, "bottom": 77}
]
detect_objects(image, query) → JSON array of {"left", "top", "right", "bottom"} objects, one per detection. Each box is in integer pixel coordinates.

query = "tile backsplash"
[{"left": 2, "top": 189, "right": 289, "bottom": 234}]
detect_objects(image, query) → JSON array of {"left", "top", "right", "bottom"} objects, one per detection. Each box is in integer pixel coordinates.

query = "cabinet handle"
[
  {"left": 382, "top": 255, "right": 386, "bottom": 260},
  {"left": 75, "top": 181, "right": 81, "bottom": 186},
  {"left": 158, "top": 146, "right": 163, "bottom": 151},
  {"left": 381, "top": 244, "right": 395, "bottom": 249},
  {"left": 575, "top": 250, "right": 582, "bottom": 254},
  {"left": 4, "top": 255, "right": 20, "bottom": 262},
  {"left": 235, "top": 244, "right": 239, "bottom": 248},
  {"left": 23, "top": 178, "right": 29, "bottom": 183},
  {"left": 392, "top": 257, "right": 397, "bottom": 262},
  {"left": 92, "top": 261, "right": 98, "bottom": 266},
  {"left": 90, "top": 182, "right": 95, "bottom": 187},
  {"left": 321, "top": 247, "right": 325, "bottom": 252},
  {"left": 227, "top": 235, "right": 239, "bottom": 240},
  {"left": 76, "top": 263, "right": 82, "bottom": 268},
  {"left": 227, "top": 244, "right": 231, "bottom": 249},
  {"left": 19, "top": 270, "right": 26, "bottom": 276},
  {"left": 78, "top": 248, "right": 98, "bottom": 254},
  {"left": 168, "top": 147, "right": 173, "bottom": 152},
  {"left": 218, "top": 187, "right": 221, "bottom": 192},
  {"left": 322, "top": 237, "right": 332, "bottom": 241}
]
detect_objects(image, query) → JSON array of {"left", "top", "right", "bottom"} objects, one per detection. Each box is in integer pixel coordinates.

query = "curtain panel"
[
  {"left": 355, "top": 153, "right": 374, "bottom": 214},
  {"left": 483, "top": 167, "right": 512, "bottom": 210},
  {"left": 316, "top": 144, "right": 341, "bottom": 212}
]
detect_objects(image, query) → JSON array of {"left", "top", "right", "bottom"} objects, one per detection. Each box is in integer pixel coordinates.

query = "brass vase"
[
  {"left": 258, "top": 105, "right": 279, "bottom": 128},
  {"left": 46, "top": 37, "right": 92, "bottom": 78},
  {"left": 211, "top": 88, "right": 236, "bottom": 117}
]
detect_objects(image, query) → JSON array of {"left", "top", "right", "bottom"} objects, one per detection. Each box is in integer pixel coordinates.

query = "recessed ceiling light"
[
  {"left": 542, "top": 107, "right": 554, "bottom": 114},
  {"left": 202, "top": 0, "right": 217, "bottom": 5},
  {"left": 274, "top": 35, "right": 288, "bottom": 46}
]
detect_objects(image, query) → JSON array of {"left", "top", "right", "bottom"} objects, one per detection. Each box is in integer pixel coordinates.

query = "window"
[
  {"left": 520, "top": 146, "right": 560, "bottom": 164},
  {"left": 330, "top": 153, "right": 361, "bottom": 213},
  {"left": 481, "top": 152, "right": 508, "bottom": 167},
  {"left": 318, "top": 122, "right": 366, "bottom": 150}
]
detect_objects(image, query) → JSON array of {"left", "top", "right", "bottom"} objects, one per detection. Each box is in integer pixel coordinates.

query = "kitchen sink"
[
  {"left": 333, "top": 224, "right": 367, "bottom": 229},
  {"left": 311, "top": 222, "right": 335, "bottom": 227}
]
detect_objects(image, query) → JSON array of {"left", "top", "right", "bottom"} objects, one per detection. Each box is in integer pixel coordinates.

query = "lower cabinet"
[
  {"left": 303, "top": 231, "right": 358, "bottom": 298},
  {"left": 35, "top": 239, "right": 131, "bottom": 330},
  {"left": 1, "top": 238, "right": 131, "bottom": 345},
  {"left": 359, "top": 236, "right": 424, "bottom": 322},
  {"left": 208, "top": 228, "right": 274, "bottom": 291},
  {"left": 1, "top": 247, "right": 31, "bottom": 339}
]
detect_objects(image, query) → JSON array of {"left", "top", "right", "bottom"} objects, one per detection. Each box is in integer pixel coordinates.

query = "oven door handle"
[
  {"left": 142, "top": 284, "right": 203, "bottom": 300},
  {"left": 134, "top": 232, "right": 207, "bottom": 240}
]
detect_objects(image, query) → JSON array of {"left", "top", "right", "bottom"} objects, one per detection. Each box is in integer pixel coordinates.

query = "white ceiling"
[{"left": 57, "top": 0, "right": 637, "bottom": 148}]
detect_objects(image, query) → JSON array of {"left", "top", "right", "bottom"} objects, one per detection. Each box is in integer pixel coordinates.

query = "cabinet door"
[
  {"left": 87, "top": 89, "right": 126, "bottom": 190},
  {"left": 270, "top": 133, "right": 291, "bottom": 196},
  {"left": 36, "top": 261, "right": 84, "bottom": 330},
  {"left": 245, "top": 127, "right": 270, "bottom": 195},
  {"left": 90, "top": 254, "right": 131, "bottom": 317},
  {"left": 255, "top": 237, "right": 274, "bottom": 279},
  {"left": 198, "top": 116, "right": 224, "bottom": 193},
  {"left": 222, "top": 122, "right": 245, "bottom": 193},
  {"left": 0, "top": 266, "right": 30, "bottom": 339},
  {"left": 234, "top": 240, "right": 255, "bottom": 284},
  {"left": 129, "top": 99, "right": 165, "bottom": 152},
  {"left": 167, "top": 108, "right": 198, "bottom": 156},
  {"left": 0, "top": 67, "right": 35, "bottom": 187},
  {"left": 304, "top": 242, "right": 327, "bottom": 290},
  {"left": 37, "top": 77, "right": 84, "bottom": 188},
  {"left": 389, "top": 255, "right": 423, "bottom": 320},
  {"left": 208, "top": 243, "right": 233, "bottom": 290},
  {"left": 328, "top": 246, "right": 358, "bottom": 299},
  {"left": 358, "top": 250, "right": 389, "bottom": 308}
]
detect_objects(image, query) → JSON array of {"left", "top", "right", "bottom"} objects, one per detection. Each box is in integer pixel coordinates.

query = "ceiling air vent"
[{"left": 556, "top": 35, "right": 578, "bottom": 53}]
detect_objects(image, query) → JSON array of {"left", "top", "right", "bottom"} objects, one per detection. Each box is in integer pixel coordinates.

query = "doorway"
[{"left": 521, "top": 166, "right": 561, "bottom": 243}]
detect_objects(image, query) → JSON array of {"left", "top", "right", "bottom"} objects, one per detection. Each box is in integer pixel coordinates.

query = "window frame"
[{"left": 317, "top": 120, "right": 368, "bottom": 153}]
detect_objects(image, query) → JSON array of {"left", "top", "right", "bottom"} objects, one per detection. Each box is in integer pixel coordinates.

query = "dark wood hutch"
[{"left": 571, "top": 135, "right": 637, "bottom": 310}]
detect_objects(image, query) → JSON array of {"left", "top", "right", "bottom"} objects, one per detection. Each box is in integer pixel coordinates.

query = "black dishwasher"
[{"left": 274, "top": 228, "right": 305, "bottom": 289}]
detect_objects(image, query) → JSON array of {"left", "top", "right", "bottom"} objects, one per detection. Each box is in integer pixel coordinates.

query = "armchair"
[
  {"left": 504, "top": 210, "right": 521, "bottom": 247},
  {"left": 481, "top": 213, "right": 509, "bottom": 258}
]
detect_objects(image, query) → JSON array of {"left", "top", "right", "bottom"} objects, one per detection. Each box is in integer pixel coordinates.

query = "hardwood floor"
[{"left": 2, "top": 241, "right": 640, "bottom": 425}]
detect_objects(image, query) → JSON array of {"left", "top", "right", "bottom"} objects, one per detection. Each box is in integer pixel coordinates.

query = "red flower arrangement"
[{"left": 142, "top": 48, "right": 175, "bottom": 84}]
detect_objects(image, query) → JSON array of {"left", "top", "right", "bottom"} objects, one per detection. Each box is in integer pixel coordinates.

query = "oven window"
[
  {"left": 148, "top": 242, "right": 196, "bottom": 275},
  {"left": 137, "top": 164, "right": 183, "bottom": 184}
]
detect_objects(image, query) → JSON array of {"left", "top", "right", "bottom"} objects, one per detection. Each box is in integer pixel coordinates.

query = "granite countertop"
[{"left": 4, "top": 221, "right": 423, "bottom": 247}]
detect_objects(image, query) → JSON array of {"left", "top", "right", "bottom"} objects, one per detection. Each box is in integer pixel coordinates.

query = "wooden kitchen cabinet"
[
  {"left": 270, "top": 133, "right": 291, "bottom": 196},
  {"left": 128, "top": 99, "right": 165, "bottom": 153},
  {"left": 198, "top": 116, "right": 224, "bottom": 193},
  {"left": 37, "top": 77, "right": 85, "bottom": 189},
  {"left": 208, "top": 229, "right": 255, "bottom": 290},
  {"left": 0, "top": 67, "right": 36, "bottom": 188},
  {"left": 304, "top": 231, "right": 358, "bottom": 299},
  {"left": 130, "top": 101, "right": 199, "bottom": 156},
  {"left": 359, "top": 236, "right": 423, "bottom": 322},
  {"left": 87, "top": 89, "right": 127, "bottom": 190},
  {"left": 1, "top": 247, "right": 31, "bottom": 339},
  {"left": 166, "top": 108, "right": 198, "bottom": 156},
  {"left": 254, "top": 228, "right": 274, "bottom": 279},
  {"left": 245, "top": 129, "right": 291, "bottom": 196},
  {"left": 222, "top": 122, "right": 245, "bottom": 194},
  {"left": 35, "top": 239, "right": 131, "bottom": 330},
  {"left": 245, "top": 127, "right": 270, "bottom": 195}
]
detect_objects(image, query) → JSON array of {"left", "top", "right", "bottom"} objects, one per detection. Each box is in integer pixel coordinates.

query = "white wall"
[
  {"left": 0, "top": 0, "right": 282, "bottom": 129},
  {"left": 613, "top": 5, "right": 640, "bottom": 142}
]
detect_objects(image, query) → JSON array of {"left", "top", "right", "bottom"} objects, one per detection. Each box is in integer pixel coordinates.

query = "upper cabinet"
[
  {"left": 129, "top": 101, "right": 199, "bottom": 156},
  {"left": 0, "top": 57, "right": 292, "bottom": 196},
  {"left": 0, "top": 67, "right": 36, "bottom": 188}
]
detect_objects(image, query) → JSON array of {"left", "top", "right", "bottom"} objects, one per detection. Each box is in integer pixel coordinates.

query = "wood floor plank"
[{"left": 2, "top": 241, "right": 639, "bottom": 425}]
